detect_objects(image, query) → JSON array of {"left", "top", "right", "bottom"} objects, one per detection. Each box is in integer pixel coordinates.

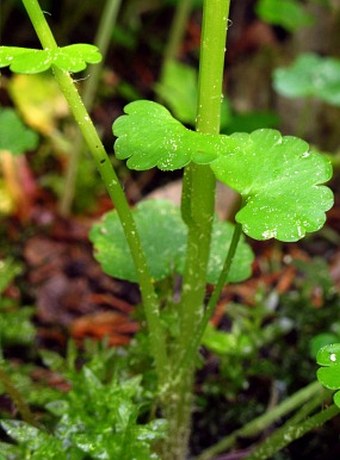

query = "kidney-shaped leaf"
[
  {"left": 0, "top": 44, "right": 101, "bottom": 74},
  {"left": 316, "top": 343, "right": 340, "bottom": 408},
  {"left": 0, "top": 108, "right": 39, "bottom": 155},
  {"left": 211, "top": 129, "right": 333, "bottom": 242},
  {"left": 273, "top": 53, "right": 340, "bottom": 106},
  {"left": 89, "top": 199, "right": 253, "bottom": 284},
  {"left": 112, "top": 100, "right": 224, "bottom": 170}
]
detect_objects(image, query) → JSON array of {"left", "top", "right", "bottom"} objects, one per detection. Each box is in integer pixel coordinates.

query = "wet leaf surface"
[
  {"left": 0, "top": 44, "right": 102, "bottom": 74},
  {"left": 211, "top": 129, "right": 334, "bottom": 241}
]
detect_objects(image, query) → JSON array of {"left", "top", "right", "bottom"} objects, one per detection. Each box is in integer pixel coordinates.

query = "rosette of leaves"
[
  {"left": 316, "top": 343, "right": 340, "bottom": 408},
  {"left": 112, "top": 100, "right": 333, "bottom": 243},
  {"left": 273, "top": 53, "right": 340, "bottom": 106},
  {"left": 0, "top": 44, "right": 101, "bottom": 74},
  {"left": 90, "top": 199, "right": 254, "bottom": 284}
]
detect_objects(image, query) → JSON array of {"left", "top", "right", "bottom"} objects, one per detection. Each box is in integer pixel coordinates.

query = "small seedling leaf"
[
  {"left": 90, "top": 199, "right": 253, "bottom": 284},
  {"left": 0, "top": 44, "right": 102, "bottom": 74},
  {"left": 0, "top": 108, "right": 39, "bottom": 155},
  {"left": 316, "top": 343, "right": 340, "bottom": 408},
  {"left": 112, "top": 100, "right": 223, "bottom": 170},
  {"left": 210, "top": 129, "right": 333, "bottom": 242},
  {"left": 316, "top": 343, "right": 340, "bottom": 367},
  {"left": 256, "top": 0, "right": 314, "bottom": 32},
  {"left": 273, "top": 53, "right": 340, "bottom": 105}
]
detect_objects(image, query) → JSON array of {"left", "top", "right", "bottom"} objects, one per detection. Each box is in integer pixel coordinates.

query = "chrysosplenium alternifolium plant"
[{"left": 0, "top": 0, "right": 337, "bottom": 457}]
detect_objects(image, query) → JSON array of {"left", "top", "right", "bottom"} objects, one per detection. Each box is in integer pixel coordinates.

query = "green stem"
[
  {"left": 177, "top": 223, "right": 242, "bottom": 376},
  {"left": 180, "top": 0, "right": 231, "bottom": 354},
  {"left": 0, "top": 366, "right": 38, "bottom": 427},
  {"left": 160, "top": 2, "right": 231, "bottom": 459},
  {"left": 196, "top": 381, "right": 326, "bottom": 460},
  {"left": 60, "top": 0, "right": 122, "bottom": 215},
  {"left": 245, "top": 404, "right": 340, "bottom": 460},
  {"left": 21, "top": 0, "right": 167, "bottom": 383}
]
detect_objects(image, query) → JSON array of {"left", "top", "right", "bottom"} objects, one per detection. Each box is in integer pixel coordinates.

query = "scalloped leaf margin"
[
  {"left": 0, "top": 44, "right": 102, "bottom": 74},
  {"left": 210, "top": 129, "right": 334, "bottom": 242},
  {"left": 112, "top": 100, "right": 228, "bottom": 171}
]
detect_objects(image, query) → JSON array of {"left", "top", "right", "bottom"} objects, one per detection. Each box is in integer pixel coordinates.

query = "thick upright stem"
[
  {"left": 21, "top": 0, "right": 167, "bottom": 383},
  {"left": 161, "top": 2, "right": 231, "bottom": 459},
  {"left": 180, "top": 0, "right": 231, "bottom": 358}
]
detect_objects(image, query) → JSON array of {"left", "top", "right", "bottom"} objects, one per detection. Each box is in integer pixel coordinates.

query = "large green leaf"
[
  {"left": 210, "top": 129, "right": 333, "bottom": 242},
  {"left": 0, "top": 108, "right": 39, "bottom": 155},
  {"left": 0, "top": 44, "right": 102, "bottom": 74},
  {"left": 89, "top": 199, "right": 253, "bottom": 284},
  {"left": 256, "top": 0, "right": 314, "bottom": 32},
  {"left": 273, "top": 53, "right": 340, "bottom": 106},
  {"left": 112, "top": 100, "right": 224, "bottom": 170}
]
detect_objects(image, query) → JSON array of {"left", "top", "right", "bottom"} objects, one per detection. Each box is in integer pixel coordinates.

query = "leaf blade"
[{"left": 211, "top": 129, "right": 333, "bottom": 242}]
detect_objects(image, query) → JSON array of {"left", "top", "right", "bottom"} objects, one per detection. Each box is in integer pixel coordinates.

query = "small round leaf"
[
  {"left": 316, "top": 343, "right": 340, "bottom": 407},
  {"left": 317, "top": 366, "right": 340, "bottom": 390},
  {"left": 317, "top": 343, "right": 340, "bottom": 367}
]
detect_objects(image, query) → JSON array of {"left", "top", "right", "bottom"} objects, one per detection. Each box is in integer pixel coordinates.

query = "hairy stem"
[
  {"left": 160, "top": 2, "right": 232, "bottom": 459},
  {"left": 176, "top": 222, "right": 242, "bottom": 376},
  {"left": 180, "top": 0, "right": 231, "bottom": 359},
  {"left": 21, "top": 0, "right": 167, "bottom": 383}
]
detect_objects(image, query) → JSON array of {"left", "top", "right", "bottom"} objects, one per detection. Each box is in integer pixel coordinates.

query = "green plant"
[{"left": 0, "top": 0, "right": 338, "bottom": 459}]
